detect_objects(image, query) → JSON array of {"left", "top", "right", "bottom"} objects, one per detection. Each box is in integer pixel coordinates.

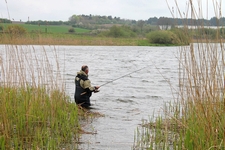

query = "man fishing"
[{"left": 74, "top": 65, "right": 100, "bottom": 109}]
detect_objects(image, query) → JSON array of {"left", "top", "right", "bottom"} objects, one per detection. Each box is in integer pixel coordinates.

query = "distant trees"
[
  {"left": 209, "top": 17, "right": 225, "bottom": 26},
  {"left": 1, "top": 14, "right": 225, "bottom": 27},
  {"left": 98, "top": 25, "right": 136, "bottom": 38},
  {"left": 147, "top": 16, "right": 225, "bottom": 26},
  {"left": 147, "top": 17, "right": 158, "bottom": 25},
  {"left": 157, "top": 17, "right": 174, "bottom": 30},
  {"left": 66, "top": 14, "right": 225, "bottom": 32},
  {"left": 0, "top": 18, "right": 11, "bottom": 23},
  {"left": 25, "top": 20, "right": 64, "bottom": 25},
  {"left": 137, "top": 20, "right": 145, "bottom": 32},
  {"left": 68, "top": 14, "right": 135, "bottom": 27}
]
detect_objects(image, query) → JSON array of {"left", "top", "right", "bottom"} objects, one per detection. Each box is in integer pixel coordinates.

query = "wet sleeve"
[{"left": 83, "top": 80, "right": 95, "bottom": 91}]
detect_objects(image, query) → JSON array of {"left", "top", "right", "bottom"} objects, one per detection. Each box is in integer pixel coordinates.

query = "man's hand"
[
  {"left": 94, "top": 86, "right": 100, "bottom": 93},
  {"left": 95, "top": 86, "right": 100, "bottom": 89}
]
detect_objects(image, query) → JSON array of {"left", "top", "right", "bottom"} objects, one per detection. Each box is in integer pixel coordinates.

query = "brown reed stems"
[
  {"left": 0, "top": 43, "right": 82, "bottom": 149},
  {"left": 134, "top": 0, "right": 225, "bottom": 149},
  {"left": 0, "top": 33, "right": 140, "bottom": 46}
]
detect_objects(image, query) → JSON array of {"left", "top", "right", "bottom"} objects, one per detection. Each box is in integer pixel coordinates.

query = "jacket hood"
[{"left": 77, "top": 70, "right": 88, "bottom": 76}]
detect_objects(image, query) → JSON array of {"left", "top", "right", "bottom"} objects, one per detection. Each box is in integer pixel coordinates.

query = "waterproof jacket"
[{"left": 74, "top": 70, "right": 95, "bottom": 108}]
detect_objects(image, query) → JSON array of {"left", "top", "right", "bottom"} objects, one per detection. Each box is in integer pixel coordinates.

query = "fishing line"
[
  {"left": 99, "top": 66, "right": 148, "bottom": 87},
  {"left": 79, "top": 66, "right": 148, "bottom": 95}
]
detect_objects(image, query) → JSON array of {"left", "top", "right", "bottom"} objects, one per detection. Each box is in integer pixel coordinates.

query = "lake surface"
[
  {"left": 0, "top": 45, "right": 180, "bottom": 150},
  {"left": 59, "top": 46, "right": 180, "bottom": 150}
]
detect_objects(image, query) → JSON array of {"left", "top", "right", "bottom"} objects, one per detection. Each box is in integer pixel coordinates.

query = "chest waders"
[{"left": 74, "top": 75, "right": 92, "bottom": 108}]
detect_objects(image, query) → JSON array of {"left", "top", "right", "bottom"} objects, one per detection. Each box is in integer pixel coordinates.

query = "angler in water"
[{"left": 74, "top": 65, "right": 100, "bottom": 109}]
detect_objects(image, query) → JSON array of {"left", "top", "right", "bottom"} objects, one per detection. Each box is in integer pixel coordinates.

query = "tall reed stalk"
[
  {"left": 0, "top": 43, "right": 80, "bottom": 149},
  {"left": 134, "top": 0, "right": 225, "bottom": 149}
]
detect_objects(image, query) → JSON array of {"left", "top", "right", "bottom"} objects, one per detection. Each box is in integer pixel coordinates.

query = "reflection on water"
[{"left": 0, "top": 45, "right": 180, "bottom": 150}]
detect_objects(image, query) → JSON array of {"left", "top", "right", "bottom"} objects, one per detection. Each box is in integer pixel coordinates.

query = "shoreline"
[{"left": 0, "top": 34, "right": 224, "bottom": 46}]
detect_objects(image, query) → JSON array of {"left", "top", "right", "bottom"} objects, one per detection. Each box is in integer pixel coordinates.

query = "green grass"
[
  {"left": 0, "top": 44, "right": 82, "bottom": 149},
  {"left": 0, "top": 23, "right": 191, "bottom": 46},
  {"left": 0, "top": 86, "right": 80, "bottom": 149},
  {"left": 0, "top": 23, "right": 90, "bottom": 33}
]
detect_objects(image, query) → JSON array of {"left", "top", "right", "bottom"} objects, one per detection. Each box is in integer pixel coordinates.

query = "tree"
[
  {"left": 69, "top": 15, "right": 80, "bottom": 24},
  {"left": 147, "top": 17, "right": 158, "bottom": 25},
  {"left": 157, "top": 17, "right": 174, "bottom": 30},
  {"left": 108, "top": 16, "right": 112, "bottom": 20},
  {"left": 137, "top": 20, "right": 145, "bottom": 33}
]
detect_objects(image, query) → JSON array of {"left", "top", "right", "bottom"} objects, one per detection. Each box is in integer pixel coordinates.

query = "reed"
[
  {"left": 134, "top": 0, "right": 225, "bottom": 149},
  {"left": 0, "top": 43, "right": 80, "bottom": 149},
  {"left": 0, "top": 33, "right": 144, "bottom": 46}
]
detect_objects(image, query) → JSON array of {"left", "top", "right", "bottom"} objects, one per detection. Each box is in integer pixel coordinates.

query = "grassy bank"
[
  {"left": 0, "top": 23, "right": 90, "bottom": 33},
  {"left": 0, "top": 87, "right": 79, "bottom": 149},
  {"left": 0, "top": 33, "right": 191, "bottom": 46},
  {"left": 0, "top": 44, "right": 81, "bottom": 149},
  {"left": 0, "top": 23, "right": 192, "bottom": 46},
  {"left": 0, "top": 33, "right": 145, "bottom": 46}
]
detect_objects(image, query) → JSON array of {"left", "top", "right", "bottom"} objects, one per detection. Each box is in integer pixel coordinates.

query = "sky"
[{"left": 0, "top": 0, "right": 223, "bottom": 22}]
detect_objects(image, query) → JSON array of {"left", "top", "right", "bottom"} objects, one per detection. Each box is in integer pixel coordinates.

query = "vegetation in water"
[
  {"left": 133, "top": 0, "right": 225, "bottom": 149},
  {"left": 0, "top": 43, "right": 85, "bottom": 149}
]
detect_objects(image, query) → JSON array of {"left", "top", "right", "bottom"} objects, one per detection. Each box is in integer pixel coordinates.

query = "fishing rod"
[
  {"left": 79, "top": 66, "right": 148, "bottom": 95},
  {"left": 99, "top": 66, "right": 148, "bottom": 87}
]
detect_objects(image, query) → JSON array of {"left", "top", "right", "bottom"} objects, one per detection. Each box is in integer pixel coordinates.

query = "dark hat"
[{"left": 81, "top": 65, "right": 88, "bottom": 71}]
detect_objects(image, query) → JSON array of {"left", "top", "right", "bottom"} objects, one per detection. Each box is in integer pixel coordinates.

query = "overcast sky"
[{"left": 0, "top": 0, "right": 222, "bottom": 22}]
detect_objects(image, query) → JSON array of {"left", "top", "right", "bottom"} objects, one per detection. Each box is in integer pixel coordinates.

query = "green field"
[{"left": 0, "top": 23, "right": 90, "bottom": 33}]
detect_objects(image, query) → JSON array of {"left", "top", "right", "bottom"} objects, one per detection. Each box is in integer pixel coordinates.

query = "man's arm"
[{"left": 83, "top": 80, "right": 95, "bottom": 92}]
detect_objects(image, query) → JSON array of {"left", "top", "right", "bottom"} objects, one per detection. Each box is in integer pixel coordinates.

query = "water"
[
  {"left": 0, "top": 45, "right": 180, "bottom": 150},
  {"left": 57, "top": 46, "right": 180, "bottom": 150}
]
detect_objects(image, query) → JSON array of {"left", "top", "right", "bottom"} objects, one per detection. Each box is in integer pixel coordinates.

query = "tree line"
[
  {"left": 1, "top": 15, "right": 225, "bottom": 27},
  {"left": 69, "top": 15, "right": 225, "bottom": 26},
  {"left": 154, "top": 17, "right": 225, "bottom": 26},
  {"left": 0, "top": 18, "right": 12, "bottom": 23}
]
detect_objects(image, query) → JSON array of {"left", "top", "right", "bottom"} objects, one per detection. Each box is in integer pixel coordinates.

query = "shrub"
[
  {"left": 68, "top": 28, "right": 75, "bottom": 33},
  {"left": 72, "top": 25, "right": 77, "bottom": 28},
  {"left": 171, "top": 28, "right": 191, "bottom": 45},
  {"left": 108, "top": 25, "right": 124, "bottom": 37},
  {"left": 98, "top": 25, "right": 136, "bottom": 38},
  {"left": 146, "top": 30, "right": 180, "bottom": 45},
  {"left": 6, "top": 25, "right": 27, "bottom": 35},
  {"left": 0, "top": 25, "right": 3, "bottom": 32}
]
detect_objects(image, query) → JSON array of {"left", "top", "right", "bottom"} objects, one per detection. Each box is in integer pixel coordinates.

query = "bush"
[
  {"left": 171, "top": 28, "right": 191, "bottom": 45},
  {"left": 6, "top": 25, "right": 27, "bottom": 35},
  {"left": 68, "top": 28, "right": 75, "bottom": 33},
  {"left": 0, "top": 25, "right": 3, "bottom": 32},
  {"left": 98, "top": 25, "right": 136, "bottom": 38},
  {"left": 146, "top": 30, "right": 180, "bottom": 44},
  {"left": 108, "top": 25, "right": 124, "bottom": 37}
]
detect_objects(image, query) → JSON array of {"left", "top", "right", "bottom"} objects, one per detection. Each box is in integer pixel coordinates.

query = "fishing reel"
[{"left": 94, "top": 89, "right": 100, "bottom": 93}]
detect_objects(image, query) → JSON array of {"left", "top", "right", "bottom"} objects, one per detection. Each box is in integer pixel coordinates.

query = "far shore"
[{"left": 0, "top": 34, "right": 224, "bottom": 46}]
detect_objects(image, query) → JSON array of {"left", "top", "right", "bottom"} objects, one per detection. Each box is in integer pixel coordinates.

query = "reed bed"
[
  {"left": 0, "top": 33, "right": 141, "bottom": 46},
  {"left": 134, "top": 0, "right": 225, "bottom": 149},
  {"left": 0, "top": 44, "right": 81, "bottom": 149}
]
